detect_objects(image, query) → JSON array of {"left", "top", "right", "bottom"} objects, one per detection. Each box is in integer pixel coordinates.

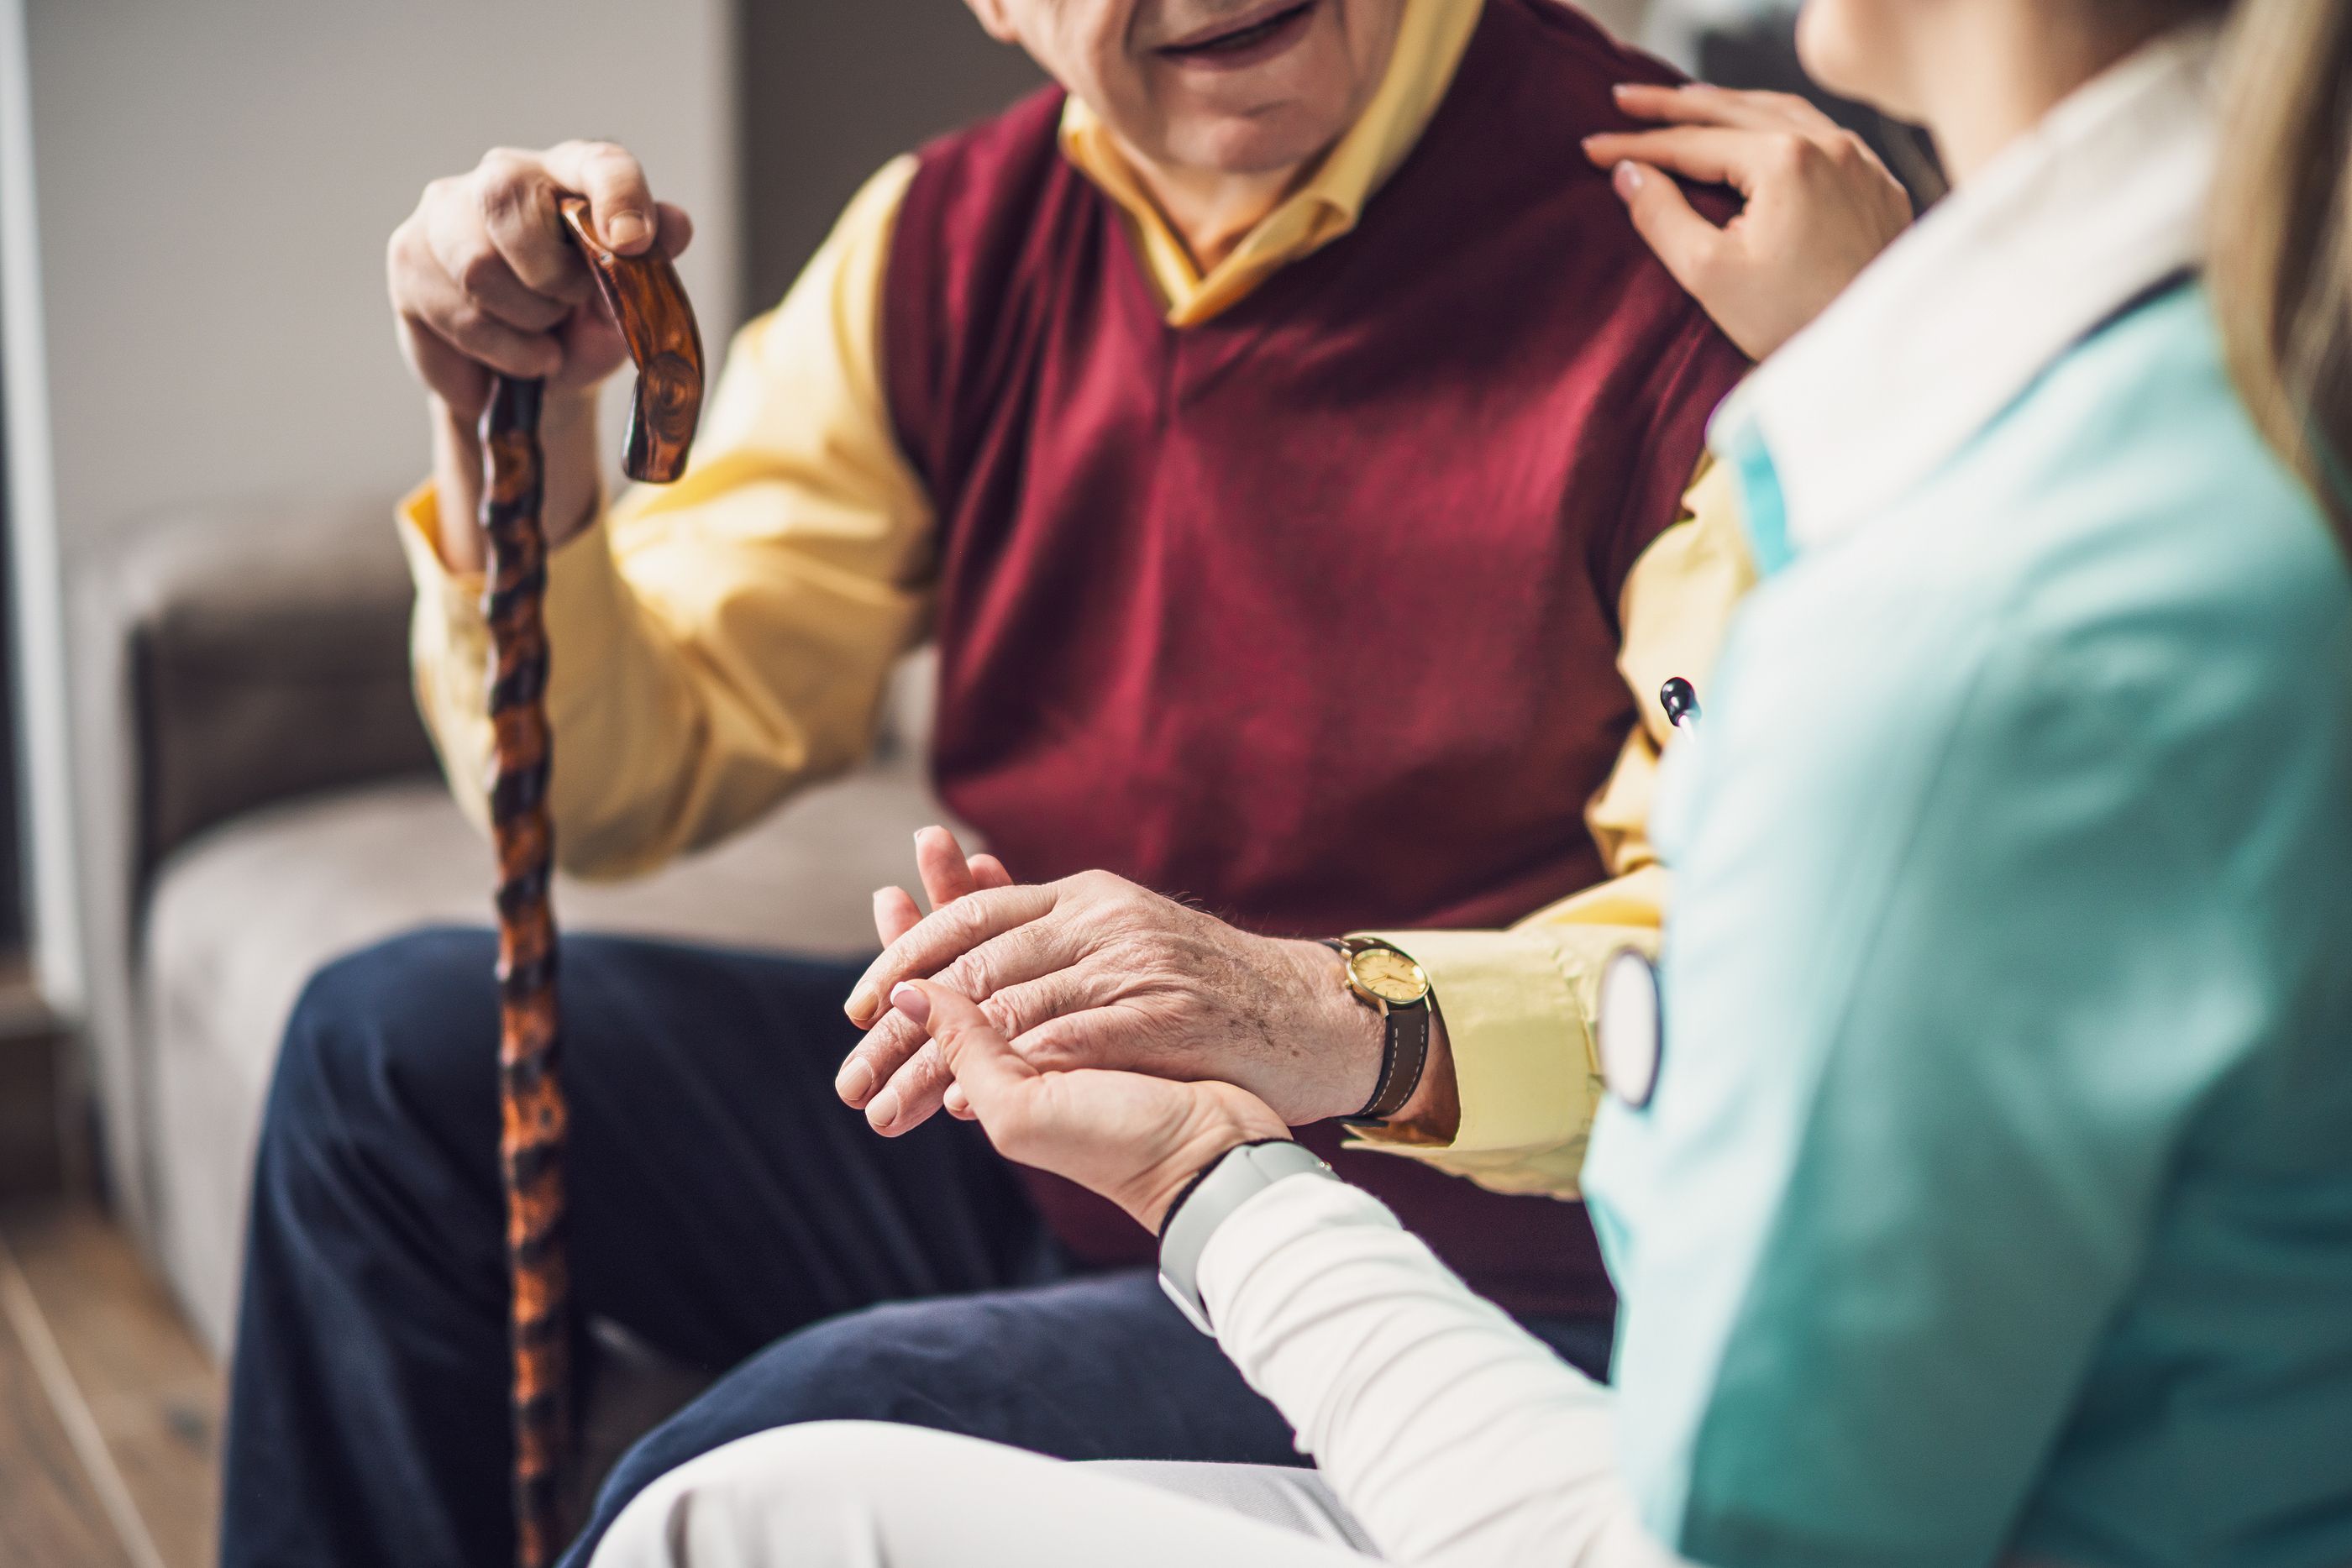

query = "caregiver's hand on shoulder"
[
  {"left": 1584, "top": 82, "right": 1912, "bottom": 360},
  {"left": 885, "top": 978, "right": 1291, "bottom": 1233},
  {"left": 837, "top": 827, "right": 1382, "bottom": 1137}
]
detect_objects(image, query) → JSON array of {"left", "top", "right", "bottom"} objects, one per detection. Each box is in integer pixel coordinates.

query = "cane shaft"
[
  {"left": 480, "top": 373, "right": 570, "bottom": 1568},
  {"left": 478, "top": 197, "right": 706, "bottom": 1568}
]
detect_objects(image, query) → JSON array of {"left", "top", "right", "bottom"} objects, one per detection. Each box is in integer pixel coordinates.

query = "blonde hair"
[{"left": 2210, "top": 0, "right": 2352, "bottom": 541}]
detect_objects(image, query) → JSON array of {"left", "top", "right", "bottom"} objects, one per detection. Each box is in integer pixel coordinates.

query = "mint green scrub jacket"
[{"left": 1582, "top": 287, "right": 2352, "bottom": 1568}]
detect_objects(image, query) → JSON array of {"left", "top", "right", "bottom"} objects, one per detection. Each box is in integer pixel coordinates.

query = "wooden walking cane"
[{"left": 479, "top": 193, "right": 704, "bottom": 1568}]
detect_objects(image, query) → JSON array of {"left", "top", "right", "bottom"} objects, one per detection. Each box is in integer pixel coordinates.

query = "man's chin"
[{"left": 1158, "top": 107, "right": 1349, "bottom": 180}]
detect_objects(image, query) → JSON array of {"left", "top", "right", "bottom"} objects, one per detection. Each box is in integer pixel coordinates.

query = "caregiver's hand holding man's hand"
[
  {"left": 882, "top": 978, "right": 1290, "bottom": 1234},
  {"left": 837, "top": 827, "right": 1457, "bottom": 1144}
]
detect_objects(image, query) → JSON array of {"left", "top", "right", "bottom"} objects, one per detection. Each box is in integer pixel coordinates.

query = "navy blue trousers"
[{"left": 220, "top": 927, "right": 1610, "bottom": 1568}]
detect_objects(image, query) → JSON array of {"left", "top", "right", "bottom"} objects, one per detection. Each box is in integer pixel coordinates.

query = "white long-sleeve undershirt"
[{"left": 1198, "top": 1172, "right": 1690, "bottom": 1568}]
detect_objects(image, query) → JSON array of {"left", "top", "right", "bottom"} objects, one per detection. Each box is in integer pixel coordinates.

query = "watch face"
[{"left": 1350, "top": 947, "right": 1430, "bottom": 1006}]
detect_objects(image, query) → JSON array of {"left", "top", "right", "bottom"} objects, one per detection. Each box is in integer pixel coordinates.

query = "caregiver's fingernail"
[
  {"left": 890, "top": 982, "right": 930, "bottom": 1025},
  {"left": 1615, "top": 161, "right": 1645, "bottom": 194},
  {"left": 836, "top": 1060, "right": 874, "bottom": 1104}
]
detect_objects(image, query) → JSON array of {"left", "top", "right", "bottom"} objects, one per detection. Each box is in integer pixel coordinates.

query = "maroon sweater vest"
[{"left": 882, "top": 0, "right": 1746, "bottom": 1316}]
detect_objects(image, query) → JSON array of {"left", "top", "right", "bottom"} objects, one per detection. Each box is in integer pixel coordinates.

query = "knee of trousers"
[
  {"left": 262, "top": 926, "right": 498, "bottom": 1173},
  {"left": 593, "top": 1423, "right": 962, "bottom": 1568},
  {"left": 585, "top": 1295, "right": 1037, "bottom": 1546}
]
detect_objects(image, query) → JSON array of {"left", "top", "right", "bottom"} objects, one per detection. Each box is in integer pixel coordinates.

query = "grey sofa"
[{"left": 72, "top": 492, "right": 952, "bottom": 1475}]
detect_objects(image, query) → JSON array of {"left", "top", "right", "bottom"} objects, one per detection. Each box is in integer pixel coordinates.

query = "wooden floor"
[{"left": 0, "top": 1203, "right": 223, "bottom": 1568}]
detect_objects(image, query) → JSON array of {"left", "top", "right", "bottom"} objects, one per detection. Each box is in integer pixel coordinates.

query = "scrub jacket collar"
[{"left": 1709, "top": 24, "right": 2221, "bottom": 560}]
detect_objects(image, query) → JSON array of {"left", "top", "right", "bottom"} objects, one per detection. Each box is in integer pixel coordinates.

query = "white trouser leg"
[
  {"left": 1086, "top": 1460, "right": 1377, "bottom": 1555},
  {"left": 591, "top": 1422, "right": 1377, "bottom": 1568}
]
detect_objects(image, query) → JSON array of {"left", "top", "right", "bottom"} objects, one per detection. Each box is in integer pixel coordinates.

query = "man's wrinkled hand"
[
  {"left": 884, "top": 979, "right": 1291, "bottom": 1234},
  {"left": 388, "top": 140, "right": 695, "bottom": 423},
  {"left": 1583, "top": 82, "right": 1913, "bottom": 360},
  {"left": 389, "top": 139, "right": 698, "bottom": 572},
  {"left": 835, "top": 827, "right": 1381, "bottom": 1137}
]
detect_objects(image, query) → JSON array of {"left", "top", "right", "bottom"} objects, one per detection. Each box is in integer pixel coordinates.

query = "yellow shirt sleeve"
[
  {"left": 400, "top": 155, "right": 932, "bottom": 879},
  {"left": 1352, "top": 457, "right": 1754, "bottom": 1197}
]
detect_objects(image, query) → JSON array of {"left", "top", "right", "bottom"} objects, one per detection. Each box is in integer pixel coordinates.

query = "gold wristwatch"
[{"left": 1321, "top": 937, "right": 1433, "bottom": 1123}]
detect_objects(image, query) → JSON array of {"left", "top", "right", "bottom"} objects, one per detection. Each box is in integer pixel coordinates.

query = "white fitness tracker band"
[{"left": 1157, "top": 1140, "right": 1339, "bottom": 1335}]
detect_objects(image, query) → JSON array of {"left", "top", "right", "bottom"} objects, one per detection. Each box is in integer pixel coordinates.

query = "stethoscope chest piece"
[{"left": 1597, "top": 948, "right": 1664, "bottom": 1109}]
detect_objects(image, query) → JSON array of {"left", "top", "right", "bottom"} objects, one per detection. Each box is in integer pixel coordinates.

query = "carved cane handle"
[{"left": 558, "top": 194, "right": 704, "bottom": 483}]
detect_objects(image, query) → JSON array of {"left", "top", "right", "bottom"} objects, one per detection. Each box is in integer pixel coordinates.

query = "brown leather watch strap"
[
  {"left": 1358, "top": 995, "right": 1430, "bottom": 1122},
  {"left": 1324, "top": 937, "right": 1435, "bottom": 1123}
]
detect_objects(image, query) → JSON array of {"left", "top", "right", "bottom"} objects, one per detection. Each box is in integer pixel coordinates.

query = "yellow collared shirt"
[{"left": 401, "top": 0, "right": 1752, "bottom": 1199}]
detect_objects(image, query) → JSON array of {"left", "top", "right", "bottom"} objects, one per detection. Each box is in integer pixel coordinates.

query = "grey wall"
[
  {"left": 738, "top": 2, "right": 1042, "bottom": 312},
  {"left": 24, "top": 0, "right": 741, "bottom": 559},
  {"left": 9, "top": 0, "right": 739, "bottom": 1074}
]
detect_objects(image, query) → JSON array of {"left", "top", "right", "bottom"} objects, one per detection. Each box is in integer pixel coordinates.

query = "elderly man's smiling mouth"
[{"left": 1154, "top": 0, "right": 1322, "bottom": 69}]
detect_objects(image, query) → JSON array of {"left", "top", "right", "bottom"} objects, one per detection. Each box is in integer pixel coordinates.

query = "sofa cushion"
[{"left": 146, "top": 757, "right": 950, "bottom": 1361}]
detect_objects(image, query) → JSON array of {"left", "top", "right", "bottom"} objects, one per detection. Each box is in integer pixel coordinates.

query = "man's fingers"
[
  {"left": 843, "top": 884, "right": 1058, "bottom": 1026},
  {"left": 840, "top": 916, "right": 1054, "bottom": 1110},
  {"left": 872, "top": 885, "right": 923, "bottom": 947},
  {"left": 943, "top": 1083, "right": 975, "bottom": 1120},
  {"left": 839, "top": 915, "right": 1075, "bottom": 1120},
  {"left": 1002, "top": 1005, "right": 1145, "bottom": 1076},
  {"left": 837, "top": 1008, "right": 924, "bottom": 1109},
  {"left": 426, "top": 190, "right": 575, "bottom": 331},
  {"left": 652, "top": 201, "right": 696, "bottom": 259},
  {"left": 863, "top": 965, "right": 1114, "bottom": 1133},
  {"left": 889, "top": 981, "right": 1037, "bottom": 1119},
  {"left": 1608, "top": 160, "right": 1732, "bottom": 298},
  {"left": 980, "top": 965, "right": 1112, "bottom": 1041},
  {"left": 932, "top": 916, "right": 1074, "bottom": 1016},
  {"left": 860, "top": 1036, "right": 949, "bottom": 1135},
  {"left": 852, "top": 835, "right": 1021, "bottom": 1113},
  {"left": 402, "top": 254, "right": 564, "bottom": 379},
  {"left": 541, "top": 139, "right": 659, "bottom": 252},
  {"left": 914, "top": 826, "right": 979, "bottom": 910},
  {"left": 464, "top": 150, "right": 595, "bottom": 307},
  {"left": 395, "top": 317, "right": 492, "bottom": 417}
]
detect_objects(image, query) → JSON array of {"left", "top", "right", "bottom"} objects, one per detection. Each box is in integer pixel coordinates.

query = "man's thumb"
[{"left": 1611, "top": 160, "right": 1725, "bottom": 295}]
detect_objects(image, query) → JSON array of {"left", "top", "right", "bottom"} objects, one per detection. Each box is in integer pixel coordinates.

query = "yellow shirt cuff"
[
  {"left": 396, "top": 479, "right": 632, "bottom": 652},
  {"left": 397, "top": 479, "right": 479, "bottom": 621},
  {"left": 397, "top": 479, "right": 641, "bottom": 841},
  {"left": 1349, "top": 928, "right": 1597, "bottom": 1164}
]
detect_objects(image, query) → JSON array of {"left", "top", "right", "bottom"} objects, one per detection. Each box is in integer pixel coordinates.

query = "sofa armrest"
[
  {"left": 102, "top": 495, "right": 435, "bottom": 884},
  {"left": 69, "top": 491, "right": 433, "bottom": 1236}
]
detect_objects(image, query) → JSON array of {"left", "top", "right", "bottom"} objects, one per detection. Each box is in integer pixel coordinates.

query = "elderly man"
[{"left": 218, "top": 2, "right": 1908, "bottom": 1565}]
